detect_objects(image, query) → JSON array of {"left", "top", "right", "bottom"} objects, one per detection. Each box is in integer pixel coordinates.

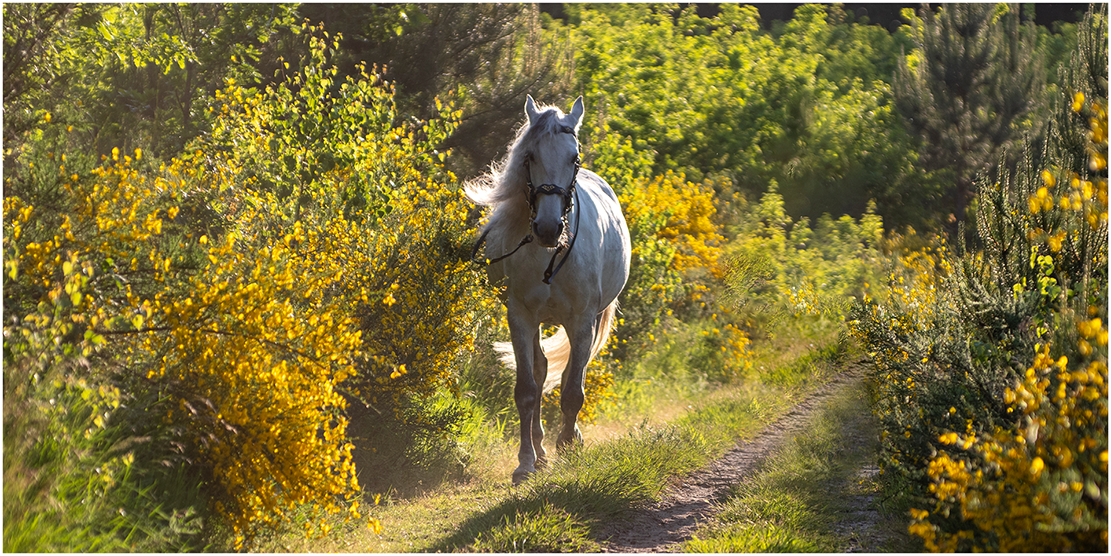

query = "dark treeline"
[{"left": 4, "top": 3, "right": 1087, "bottom": 233}]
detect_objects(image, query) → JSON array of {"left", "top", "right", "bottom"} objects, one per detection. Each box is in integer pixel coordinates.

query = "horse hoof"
[
  {"left": 556, "top": 430, "right": 583, "bottom": 453},
  {"left": 512, "top": 467, "right": 534, "bottom": 485}
]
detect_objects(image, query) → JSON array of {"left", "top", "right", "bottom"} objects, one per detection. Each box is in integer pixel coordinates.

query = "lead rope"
[{"left": 470, "top": 228, "right": 533, "bottom": 265}]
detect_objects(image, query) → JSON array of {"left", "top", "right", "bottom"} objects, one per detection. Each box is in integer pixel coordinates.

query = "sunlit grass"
[
  {"left": 256, "top": 316, "right": 847, "bottom": 552},
  {"left": 684, "top": 377, "right": 915, "bottom": 553}
]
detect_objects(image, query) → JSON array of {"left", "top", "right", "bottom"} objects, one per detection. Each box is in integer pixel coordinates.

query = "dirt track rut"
[{"left": 595, "top": 366, "right": 880, "bottom": 552}]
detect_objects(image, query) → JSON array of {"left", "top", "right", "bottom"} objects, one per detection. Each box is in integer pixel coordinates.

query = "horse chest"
[{"left": 537, "top": 295, "right": 569, "bottom": 322}]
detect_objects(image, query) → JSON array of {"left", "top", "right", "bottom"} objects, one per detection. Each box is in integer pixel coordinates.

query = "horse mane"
[{"left": 465, "top": 103, "right": 566, "bottom": 228}]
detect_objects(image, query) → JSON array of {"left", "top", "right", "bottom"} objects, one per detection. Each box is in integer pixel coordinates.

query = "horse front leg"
[
  {"left": 531, "top": 332, "right": 548, "bottom": 468},
  {"left": 557, "top": 317, "right": 596, "bottom": 451},
  {"left": 508, "top": 309, "right": 541, "bottom": 485}
]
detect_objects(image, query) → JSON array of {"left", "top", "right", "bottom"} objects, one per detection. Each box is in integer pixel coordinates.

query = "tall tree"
[
  {"left": 297, "top": 3, "right": 574, "bottom": 178},
  {"left": 2, "top": 3, "right": 294, "bottom": 164},
  {"left": 894, "top": 3, "right": 1046, "bottom": 228}
]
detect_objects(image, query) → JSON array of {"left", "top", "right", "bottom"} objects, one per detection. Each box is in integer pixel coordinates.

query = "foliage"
[
  {"left": 3, "top": 137, "right": 367, "bottom": 548},
  {"left": 725, "top": 184, "right": 886, "bottom": 324},
  {"left": 851, "top": 9, "right": 1107, "bottom": 549},
  {"left": 609, "top": 171, "right": 727, "bottom": 361},
  {"left": 894, "top": 3, "right": 1046, "bottom": 227},
  {"left": 184, "top": 25, "right": 502, "bottom": 505},
  {"left": 3, "top": 3, "right": 1096, "bottom": 550},
  {"left": 295, "top": 3, "right": 574, "bottom": 179},
  {"left": 3, "top": 23, "right": 499, "bottom": 550},
  {"left": 571, "top": 3, "right": 915, "bottom": 224},
  {"left": 2, "top": 3, "right": 296, "bottom": 161}
]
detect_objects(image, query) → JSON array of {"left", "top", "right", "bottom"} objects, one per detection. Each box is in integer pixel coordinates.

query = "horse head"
[{"left": 523, "top": 95, "right": 584, "bottom": 248}]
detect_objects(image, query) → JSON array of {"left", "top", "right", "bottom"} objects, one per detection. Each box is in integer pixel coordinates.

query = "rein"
[{"left": 471, "top": 154, "right": 582, "bottom": 284}]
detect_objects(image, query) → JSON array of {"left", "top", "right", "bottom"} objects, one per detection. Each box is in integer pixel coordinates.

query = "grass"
[
  {"left": 683, "top": 376, "right": 918, "bottom": 553},
  {"left": 248, "top": 315, "right": 851, "bottom": 553},
  {"left": 8, "top": 309, "right": 858, "bottom": 553},
  {"left": 263, "top": 388, "right": 787, "bottom": 552},
  {"left": 2, "top": 350, "right": 210, "bottom": 553}
]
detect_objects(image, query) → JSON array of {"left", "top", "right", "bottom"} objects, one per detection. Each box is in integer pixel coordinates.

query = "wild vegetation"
[
  {"left": 3, "top": 2, "right": 1103, "bottom": 552},
  {"left": 848, "top": 6, "right": 1108, "bottom": 550}
]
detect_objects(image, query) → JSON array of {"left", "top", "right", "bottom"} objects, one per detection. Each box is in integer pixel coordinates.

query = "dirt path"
[{"left": 595, "top": 364, "right": 887, "bottom": 552}]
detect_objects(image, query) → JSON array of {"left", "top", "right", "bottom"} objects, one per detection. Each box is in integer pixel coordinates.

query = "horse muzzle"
[{"left": 532, "top": 218, "right": 564, "bottom": 248}]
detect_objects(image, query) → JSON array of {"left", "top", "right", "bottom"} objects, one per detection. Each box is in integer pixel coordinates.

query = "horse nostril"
[{"left": 533, "top": 219, "right": 562, "bottom": 246}]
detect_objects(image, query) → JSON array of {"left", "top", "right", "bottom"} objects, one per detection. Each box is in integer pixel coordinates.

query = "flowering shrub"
[
  {"left": 851, "top": 36, "right": 1108, "bottom": 550},
  {"left": 620, "top": 171, "right": 725, "bottom": 275},
  {"left": 199, "top": 26, "right": 499, "bottom": 455},
  {"left": 4, "top": 25, "right": 500, "bottom": 549},
  {"left": 613, "top": 172, "right": 725, "bottom": 335},
  {"left": 905, "top": 90, "right": 1108, "bottom": 553},
  {"left": 4, "top": 146, "right": 370, "bottom": 547}
]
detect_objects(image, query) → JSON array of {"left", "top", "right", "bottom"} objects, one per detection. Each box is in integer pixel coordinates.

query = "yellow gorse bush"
[
  {"left": 202, "top": 30, "right": 496, "bottom": 426},
  {"left": 619, "top": 171, "right": 724, "bottom": 275},
  {"left": 912, "top": 333, "right": 1108, "bottom": 551},
  {"left": 4, "top": 24, "right": 502, "bottom": 550},
  {"left": 5, "top": 149, "right": 371, "bottom": 548},
  {"left": 900, "top": 85, "right": 1109, "bottom": 552}
]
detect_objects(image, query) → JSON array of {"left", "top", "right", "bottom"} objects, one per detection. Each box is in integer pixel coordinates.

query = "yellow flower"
[
  {"left": 1073, "top": 91, "right": 1085, "bottom": 113},
  {"left": 1047, "top": 232, "right": 1064, "bottom": 252},
  {"left": 1041, "top": 170, "right": 1056, "bottom": 188},
  {"left": 1030, "top": 456, "right": 1045, "bottom": 475}
]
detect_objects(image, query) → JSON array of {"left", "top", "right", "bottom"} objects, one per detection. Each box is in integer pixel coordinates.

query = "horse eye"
[{"left": 560, "top": 125, "right": 574, "bottom": 135}]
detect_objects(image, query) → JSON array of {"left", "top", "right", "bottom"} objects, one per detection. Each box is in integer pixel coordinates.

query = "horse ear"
[
  {"left": 525, "top": 95, "right": 541, "bottom": 125},
  {"left": 569, "top": 96, "right": 585, "bottom": 130}
]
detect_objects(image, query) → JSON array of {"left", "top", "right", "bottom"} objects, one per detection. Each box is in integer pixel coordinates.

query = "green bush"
[{"left": 850, "top": 9, "right": 1107, "bottom": 549}]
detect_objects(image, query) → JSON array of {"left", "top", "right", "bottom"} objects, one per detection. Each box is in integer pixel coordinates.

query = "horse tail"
[
  {"left": 492, "top": 300, "right": 620, "bottom": 396},
  {"left": 588, "top": 299, "right": 619, "bottom": 377},
  {"left": 492, "top": 330, "right": 570, "bottom": 395}
]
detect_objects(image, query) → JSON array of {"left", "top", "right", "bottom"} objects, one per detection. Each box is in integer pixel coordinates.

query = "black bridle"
[{"left": 471, "top": 151, "right": 583, "bottom": 284}]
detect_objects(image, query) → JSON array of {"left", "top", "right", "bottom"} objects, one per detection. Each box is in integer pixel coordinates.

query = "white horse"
[{"left": 467, "top": 95, "right": 631, "bottom": 484}]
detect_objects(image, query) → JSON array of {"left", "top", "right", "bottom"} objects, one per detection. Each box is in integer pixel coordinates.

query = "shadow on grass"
[{"left": 429, "top": 426, "right": 704, "bottom": 552}]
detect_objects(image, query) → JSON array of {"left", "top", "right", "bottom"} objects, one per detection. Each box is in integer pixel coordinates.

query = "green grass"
[
  {"left": 252, "top": 370, "right": 805, "bottom": 552},
  {"left": 3, "top": 397, "right": 209, "bottom": 553},
  {"left": 216, "top": 316, "right": 854, "bottom": 550},
  {"left": 427, "top": 404, "right": 764, "bottom": 552},
  {"left": 470, "top": 502, "right": 599, "bottom": 552},
  {"left": 262, "top": 325, "right": 846, "bottom": 552},
  {"left": 683, "top": 378, "right": 916, "bottom": 553}
]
